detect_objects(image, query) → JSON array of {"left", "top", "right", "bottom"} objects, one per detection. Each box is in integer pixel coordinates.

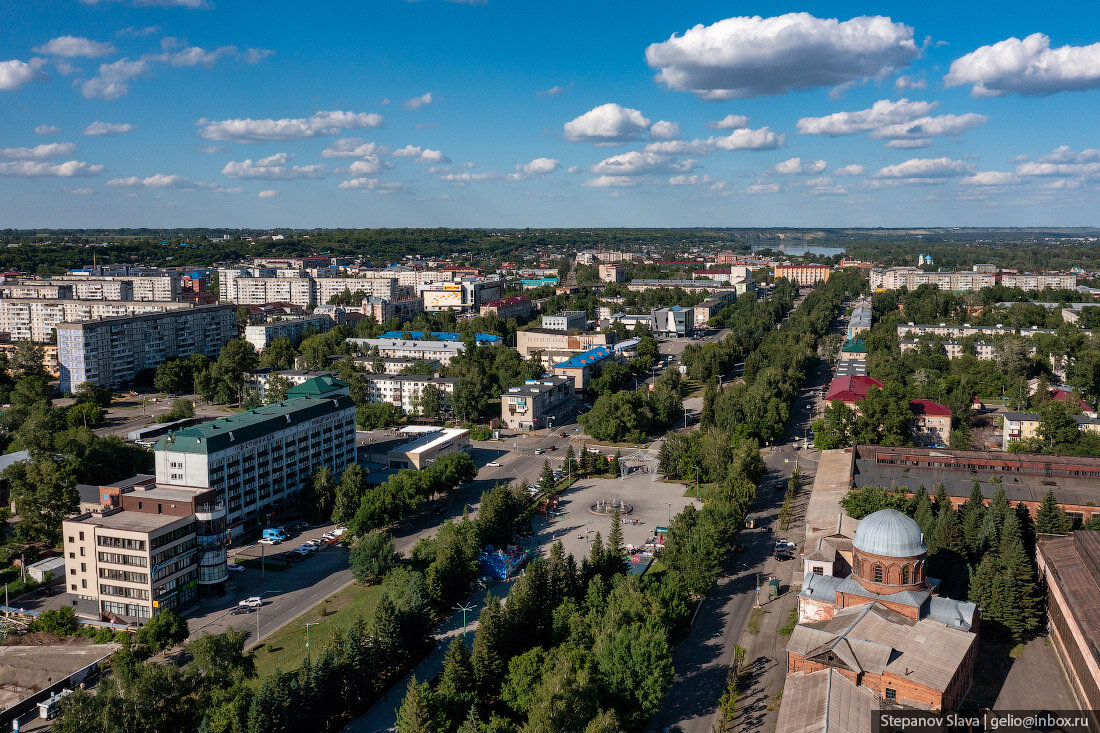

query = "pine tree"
[
  {"left": 967, "top": 553, "right": 997, "bottom": 616},
  {"left": 547, "top": 540, "right": 573, "bottom": 607},
  {"left": 913, "top": 488, "right": 936, "bottom": 551},
  {"left": 933, "top": 501, "right": 963, "bottom": 554},
  {"left": 933, "top": 482, "right": 951, "bottom": 518},
  {"left": 605, "top": 511, "right": 626, "bottom": 576},
  {"left": 563, "top": 445, "right": 576, "bottom": 483},
  {"left": 979, "top": 485, "right": 1010, "bottom": 554},
  {"left": 395, "top": 675, "right": 435, "bottom": 733},
  {"left": 370, "top": 594, "right": 403, "bottom": 665},
  {"left": 701, "top": 379, "right": 717, "bottom": 428},
  {"left": 471, "top": 595, "right": 506, "bottom": 700},
  {"left": 996, "top": 513, "right": 1042, "bottom": 640},
  {"left": 539, "top": 459, "right": 556, "bottom": 494},
  {"left": 579, "top": 446, "right": 591, "bottom": 476},
  {"left": 439, "top": 637, "right": 475, "bottom": 697},
  {"left": 1035, "top": 490, "right": 1072, "bottom": 535},
  {"left": 959, "top": 480, "right": 987, "bottom": 561}
]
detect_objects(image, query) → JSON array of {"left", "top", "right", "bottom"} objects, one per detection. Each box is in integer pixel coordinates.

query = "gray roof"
[
  {"left": 834, "top": 577, "right": 931, "bottom": 609},
  {"left": 0, "top": 450, "right": 30, "bottom": 475},
  {"left": 926, "top": 595, "right": 979, "bottom": 631},
  {"left": 852, "top": 509, "right": 926, "bottom": 557},
  {"left": 776, "top": 668, "right": 876, "bottom": 733},
  {"left": 788, "top": 603, "right": 977, "bottom": 695}
]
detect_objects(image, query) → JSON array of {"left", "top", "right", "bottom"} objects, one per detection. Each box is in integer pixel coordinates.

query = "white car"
[
  {"left": 238, "top": 596, "right": 263, "bottom": 608},
  {"left": 487, "top": 461, "right": 502, "bottom": 467},
  {"left": 534, "top": 449, "right": 544, "bottom": 455},
  {"left": 296, "top": 544, "right": 317, "bottom": 554},
  {"left": 258, "top": 537, "right": 281, "bottom": 546},
  {"left": 333, "top": 527, "right": 348, "bottom": 536},
  {"left": 227, "top": 563, "right": 246, "bottom": 573}
]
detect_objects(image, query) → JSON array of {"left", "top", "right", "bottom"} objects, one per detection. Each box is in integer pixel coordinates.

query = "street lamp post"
[
  {"left": 692, "top": 465, "right": 701, "bottom": 498},
  {"left": 454, "top": 602, "right": 475, "bottom": 638},
  {"left": 664, "top": 502, "right": 672, "bottom": 526},
  {"left": 304, "top": 622, "right": 319, "bottom": 667}
]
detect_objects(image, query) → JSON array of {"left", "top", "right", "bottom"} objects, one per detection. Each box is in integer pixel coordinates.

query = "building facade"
[
  {"left": 57, "top": 305, "right": 236, "bottom": 391},
  {"left": 516, "top": 329, "right": 615, "bottom": 365},
  {"left": 153, "top": 380, "right": 356, "bottom": 528},
  {"left": 542, "top": 311, "right": 587, "bottom": 332},
  {"left": 774, "top": 264, "right": 831, "bottom": 285},
  {"left": 0, "top": 299, "right": 194, "bottom": 342},
  {"left": 500, "top": 376, "right": 575, "bottom": 430},
  {"left": 1001, "top": 272, "right": 1077, "bottom": 290},
  {"left": 361, "top": 374, "right": 457, "bottom": 414},
  {"left": 243, "top": 314, "right": 333, "bottom": 352},
  {"left": 870, "top": 268, "right": 997, "bottom": 291},
  {"left": 598, "top": 264, "right": 625, "bottom": 283},
  {"left": 347, "top": 337, "right": 465, "bottom": 366},
  {"left": 479, "top": 296, "right": 532, "bottom": 320}
]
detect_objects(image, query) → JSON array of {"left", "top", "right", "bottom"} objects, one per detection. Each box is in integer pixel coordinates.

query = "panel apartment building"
[
  {"left": 153, "top": 377, "right": 356, "bottom": 529},
  {"left": 870, "top": 268, "right": 997, "bottom": 291},
  {"left": 57, "top": 304, "right": 236, "bottom": 391},
  {"left": 243, "top": 314, "right": 333, "bottom": 352},
  {"left": 0, "top": 299, "right": 195, "bottom": 342},
  {"left": 500, "top": 376, "right": 575, "bottom": 430}
]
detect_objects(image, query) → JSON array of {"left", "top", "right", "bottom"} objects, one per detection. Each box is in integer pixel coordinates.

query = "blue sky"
[{"left": 1, "top": 0, "right": 1098, "bottom": 228}]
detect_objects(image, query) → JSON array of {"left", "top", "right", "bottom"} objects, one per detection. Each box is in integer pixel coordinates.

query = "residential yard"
[{"left": 249, "top": 581, "right": 383, "bottom": 681}]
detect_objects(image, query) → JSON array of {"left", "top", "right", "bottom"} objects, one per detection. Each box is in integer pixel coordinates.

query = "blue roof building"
[{"left": 550, "top": 345, "right": 616, "bottom": 390}]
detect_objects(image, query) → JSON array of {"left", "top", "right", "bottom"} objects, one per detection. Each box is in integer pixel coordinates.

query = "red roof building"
[
  {"left": 910, "top": 399, "right": 952, "bottom": 446},
  {"left": 824, "top": 376, "right": 884, "bottom": 406},
  {"left": 1051, "top": 389, "right": 1093, "bottom": 413}
]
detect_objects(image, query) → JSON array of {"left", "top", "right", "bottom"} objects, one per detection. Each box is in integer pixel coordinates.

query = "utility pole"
[
  {"left": 664, "top": 502, "right": 672, "bottom": 526},
  {"left": 693, "top": 465, "right": 701, "bottom": 498}
]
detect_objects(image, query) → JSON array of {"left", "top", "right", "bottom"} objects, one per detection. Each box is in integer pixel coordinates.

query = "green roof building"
[{"left": 154, "top": 390, "right": 356, "bottom": 527}]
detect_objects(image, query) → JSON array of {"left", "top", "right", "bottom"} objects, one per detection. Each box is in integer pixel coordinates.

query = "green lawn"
[{"left": 249, "top": 581, "right": 383, "bottom": 681}]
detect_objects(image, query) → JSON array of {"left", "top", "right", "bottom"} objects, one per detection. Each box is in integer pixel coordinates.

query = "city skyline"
[{"left": 1, "top": 0, "right": 1098, "bottom": 228}]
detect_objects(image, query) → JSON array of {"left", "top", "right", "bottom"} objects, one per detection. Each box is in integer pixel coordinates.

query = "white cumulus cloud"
[
  {"left": 0, "top": 160, "right": 103, "bottom": 177},
  {"left": 707, "top": 114, "right": 750, "bottom": 130},
  {"left": 35, "top": 125, "right": 60, "bottom": 135},
  {"left": 83, "top": 121, "right": 136, "bottom": 136},
  {"left": 348, "top": 156, "right": 390, "bottom": 175},
  {"left": 320, "top": 138, "right": 391, "bottom": 158},
  {"left": 1014, "top": 146, "right": 1100, "bottom": 178},
  {"left": 796, "top": 98, "right": 937, "bottom": 136},
  {"left": 199, "top": 111, "right": 384, "bottom": 142},
  {"left": 81, "top": 57, "right": 146, "bottom": 99},
  {"left": 404, "top": 92, "right": 433, "bottom": 109},
  {"left": 34, "top": 36, "right": 116, "bottom": 58},
  {"left": 744, "top": 183, "right": 781, "bottom": 194},
  {"left": 0, "top": 58, "right": 47, "bottom": 91},
  {"left": 884, "top": 138, "right": 933, "bottom": 149},
  {"left": 874, "top": 157, "right": 975, "bottom": 179},
  {"left": 645, "top": 12, "right": 918, "bottom": 99},
  {"left": 582, "top": 175, "right": 646, "bottom": 188},
  {"left": 0, "top": 143, "right": 77, "bottom": 160},
  {"left": 869, "top": 113, "right": 987, "bottom": 140},
  {"left": 833, "top": 164, "right": 867, "bottom": 176},
  {"left": 508, "top": 157, "right": 560, "bottom": 180},
  {"left": 563, "top": 103, "right": 651, "bottom": 144},
  {"left": 773, "top": 157, "right": 826, "bottom": 174},
  {"left": 649, "top": 120, "right": 680, "bottom": 139},
  {"left": 257, "top": 189, "right": 278, "bottom": 198},
  {"left": 894, "top": 75, "right": 927, "bottom": 89},
  {"left": 591, "top": 151, "right": 692, "bottom": 176},
  {"left": 946, "top": 33, "right": 1100, "bottom": 97},
  {"left": 668, "top": 174, "right": 715, "bottom": 185},
  {"left": 221, "top": 153, "right": 324, "bottom": 179},
  {"left": 107, "top": 173, "right": 190, "bottom": 188},
  {"left": 714, "top": 127, "right": 783, "bottom": 150},
  {"left": 960, "top": 171, "right": 1020, "bottom": 186}
]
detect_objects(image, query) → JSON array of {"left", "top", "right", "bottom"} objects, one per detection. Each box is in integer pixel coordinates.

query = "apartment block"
[
  {"left": 500, "top": 376, "right": 576, "bottom": 430},
  {"left": 625, "top": 279, "right": 730, "bottom": 294},
  {"left": 243, "top": 314, "right": 333, "bottom": 351},
  {"left": 57, "top": 305, "right": 236, "bottom": 392},
  {"left": 900, "top": 339, "right": 996, "bottom": 360},
  {"left": 252, "top": 369, "right": 339, "bottom": 400},
  {"left": 479, "top": 296, "right": 532, "bottom": 320},
  {"left": 773, "top": 264, "right": 831, "bottom": 285},
  {"left": 347, "top": 337, "right": 466, "bottom": 366},
  {"left": 0, "top": 283, "right": 75, "bottom": 299},
  {"left": 1001, "top": 272, "right": 1077, "bottom": 290},
  {"left": 0, "top": 299, "right": 194, "bottom": 342},
  {"left": 870, "top": 267, "right": 996, "bottom": 291},
  {"left": 153, "top": 378, "right": 356, "bottom": 529},
  {"left": 232, "top": 277, "right": 316, "bottom": 308},
  {"left": 314, "top": 277, "right": 398, "bottom": 304},
  {"left": 361, "top": 374, "right": 457, "bottom": 414},
  {"left": 362, "top": 296, "right": 424, "bottom": 323}
]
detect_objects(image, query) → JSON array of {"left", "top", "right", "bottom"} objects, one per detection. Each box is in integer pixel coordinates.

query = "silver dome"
[{"left": 852, "top": 509, "right": 926, "bottom": 558}]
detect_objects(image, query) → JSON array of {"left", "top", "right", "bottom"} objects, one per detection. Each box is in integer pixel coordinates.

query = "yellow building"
[{"left": 773, "top": 264, "right": 831, "bottom": 286}]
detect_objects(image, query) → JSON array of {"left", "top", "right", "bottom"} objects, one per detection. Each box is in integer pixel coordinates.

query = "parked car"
[
  {"left": 534, "top": 448, "right": 544, "bottom": 455},
  {"left": 558, "top": 433, "right": 568, "bottom": 438},
  {"left": 239, "top": 597, "right": 263, "bottom": 608},
  {"left": 487, "top": 461, "right": 502, "bottom": 467},
  {"left": 547, "top": 445, "right": 556, "bottom": 451},
  {"left": 775, "top": 539, "right": 796, "bottom": 550},
  {"left": 733, "top": 544, "right": 745, "bottom": 553},
  {"left": 258, "top": 537, "right": 281, "bottom": 546},
  {"left": 230, "top": 605, "right": 252, "bottom": 615},
  {"left": 296, "top": 544, "right": 317, "bottom": 554},
  {"left": 287, "top": 521, "right": 309, "bottom": 531},
  {"left": 227, "top": 563, "right": 246, "bottom": 573}
]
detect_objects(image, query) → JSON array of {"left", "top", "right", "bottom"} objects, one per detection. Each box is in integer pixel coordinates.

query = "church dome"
[{"left": 852, "top": 509, "right": 926, "bottom": 558}]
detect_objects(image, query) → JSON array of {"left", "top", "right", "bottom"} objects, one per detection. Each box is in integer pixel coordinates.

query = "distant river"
[{"left": 751, "top": 243, "right": 846, "bottom": 257}]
